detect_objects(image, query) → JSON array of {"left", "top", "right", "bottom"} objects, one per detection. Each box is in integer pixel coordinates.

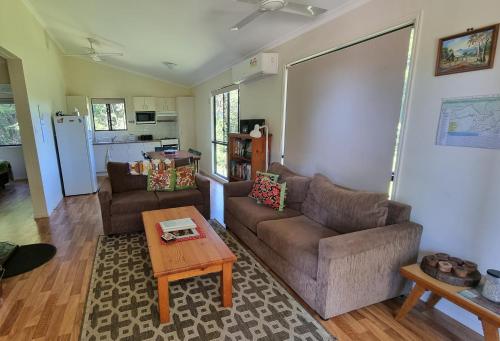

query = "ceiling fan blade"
[
  {"left": 94, "top": 52, "right": 123, "bottom": 56},
  {"left": 231, "top": 10, "right": 265, "bottom": 31},
  {"left": 281, "top": 2, "right": 327, "bottom": 17},
  {"left": 234, "top": 0, "right": 260, "bottom": 4},
  {"left": 91, "top": 54, "right": 103, "bottom": 62},
  {"left": 64, "top": 53, "right": 92, "bottom": 56}
]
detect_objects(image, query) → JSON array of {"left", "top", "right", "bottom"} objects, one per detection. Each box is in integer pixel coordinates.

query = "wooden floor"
[{"left": 0, "top": 180, "right": 482, "bottom": 341}]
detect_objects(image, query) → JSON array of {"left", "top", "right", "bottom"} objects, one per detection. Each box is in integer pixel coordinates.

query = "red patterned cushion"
[
  {"left": 249, "top": 172, "right": 279, "bottom": 201},
  {"left": 147, "top": 169, "right": 175, "bottom": 192},
  {"left": 175, "top": 166, "right": 197, "bottom": 190},
  {"left": 252, "top": 177, "right": 287, "bottom": 211}
]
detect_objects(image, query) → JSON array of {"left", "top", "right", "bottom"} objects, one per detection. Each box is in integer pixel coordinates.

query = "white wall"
[
  {"left": 0, "top": 146, "right": 27, "bottom": 180},
  {"left": 194, "top": 0, "right": 500, "bottom": 334}
]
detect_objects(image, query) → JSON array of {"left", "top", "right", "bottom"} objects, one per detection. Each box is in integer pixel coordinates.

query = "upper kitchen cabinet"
[
  {"left": 66, "top": 96, "right": 90, "bottom": 116},
  {"left": 156, "top": 97, "right": 176, "bottom": 114},
  {"left": 133, "top": 97, "right": 156, "bottom": 112}
]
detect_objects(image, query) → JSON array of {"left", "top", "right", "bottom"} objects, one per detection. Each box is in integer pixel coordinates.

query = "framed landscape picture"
[{"left": 435, "top": 24, "right": 499, "bottom": 76}]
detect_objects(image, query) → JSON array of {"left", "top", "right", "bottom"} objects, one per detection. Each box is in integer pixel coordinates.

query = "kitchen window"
[
  {"left": 91, "top": 98, "right": 127, "bottom": 131},
  {"left": 0, "top": 99, "right": 21, "bottom": 146},
  {"left": 212, "top": 86, "right": 239, "bottom": 179}
]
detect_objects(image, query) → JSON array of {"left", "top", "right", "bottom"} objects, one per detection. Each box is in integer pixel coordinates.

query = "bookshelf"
[{"left": 228, "top": 133, "right": 272, "bottom": 182}]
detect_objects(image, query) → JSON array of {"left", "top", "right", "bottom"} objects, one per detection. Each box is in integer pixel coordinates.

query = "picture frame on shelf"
[{"left": 435, "top": 24, "right": 499, "bottom": 76}]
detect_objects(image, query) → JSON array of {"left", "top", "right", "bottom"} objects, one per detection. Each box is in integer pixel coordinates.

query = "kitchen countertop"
[{"left": 93, "top": 139, "right": 163, "bottom": 145}]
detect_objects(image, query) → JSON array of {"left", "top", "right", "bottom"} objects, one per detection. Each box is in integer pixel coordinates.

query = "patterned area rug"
[{"left": 81, "top": 220, "right": 335, "bottom": 340}]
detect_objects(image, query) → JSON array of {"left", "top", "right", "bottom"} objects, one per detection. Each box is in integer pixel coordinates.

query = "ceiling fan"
[
  {"left": 64, "top": 38, "right": 123, "bottom": 62},
  {"left": 231, "top": 0, "right": 327, "bottom": 31}
]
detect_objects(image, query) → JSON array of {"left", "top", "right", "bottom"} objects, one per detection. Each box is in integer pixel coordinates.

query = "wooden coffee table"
[
  {"left": 397, "top": 264, "right": 500, "bottom": 341},
  {"left": 142, "top": 206, "right": 237, "bottom": 323}
]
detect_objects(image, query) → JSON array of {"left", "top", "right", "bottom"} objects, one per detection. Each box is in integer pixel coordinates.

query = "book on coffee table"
[{"left": 159, "top": 218, "right": 196, "bottom": 233}]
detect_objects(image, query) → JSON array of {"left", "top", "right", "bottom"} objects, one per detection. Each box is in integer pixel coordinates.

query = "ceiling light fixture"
[{"left": 162, "top": 61, "right": 178, "bottom": 70}]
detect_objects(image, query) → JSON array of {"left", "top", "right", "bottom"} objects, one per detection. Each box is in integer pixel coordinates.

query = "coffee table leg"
[
  {"left": 426, "top": 292, "right": 442, "bottom": 308},
  {"left": 158, "top": 276, "right": 170, "bottom": 323},
  {"left": 221, "top": 262, "right": 233, "bottom": 307},
  {"left": 480, "top": 318, "right": 500, "bottom": 341},
  {"left": 395, "top": 284, "right": 426, "bottom": 321}
]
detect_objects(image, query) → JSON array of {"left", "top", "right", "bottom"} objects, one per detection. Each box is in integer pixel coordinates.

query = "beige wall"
[
  {"left": 194, "top": 0, "right": 500, "bottom": 334},
  {"left": 63, "top": 57, "right": 192, "bottom": 138},
  {"left": 0, "top": 0, "right": 67, "bottom": 217},
  {"left": 0, "top": 57, "right": 9, "bottom": 84}
]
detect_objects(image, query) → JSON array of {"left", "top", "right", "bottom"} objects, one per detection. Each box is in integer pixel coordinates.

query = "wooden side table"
[{"left": 396, "top": 264, "right": 500, "bottom": 341}]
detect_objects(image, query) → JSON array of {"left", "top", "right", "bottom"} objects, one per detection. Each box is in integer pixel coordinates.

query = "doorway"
[{"left": 0, "top": 57, "right": 27, "bottom": 188}]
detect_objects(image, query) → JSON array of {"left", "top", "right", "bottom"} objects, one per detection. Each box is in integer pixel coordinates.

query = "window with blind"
[
  {"left": 283, "top": 26, "right": 414, "bottom": 193},
  {"left": 91, "top": 98, "right": 127, "bottom": 131},
  {"left": 0, "top": 98, "right": 20, "bottom": 146}
]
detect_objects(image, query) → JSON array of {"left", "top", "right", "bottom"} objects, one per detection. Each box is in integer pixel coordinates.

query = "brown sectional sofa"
[
  {"left": 224, "top": 163, "right": 422, "bottom": 320},
  {"left": 99, "top": 162, "right": 210, "bottom": 235}
]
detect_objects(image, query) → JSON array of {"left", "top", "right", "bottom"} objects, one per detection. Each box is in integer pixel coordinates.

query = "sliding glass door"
[{"left": 212, "top": 88, "right": 239, "bottom": 179}]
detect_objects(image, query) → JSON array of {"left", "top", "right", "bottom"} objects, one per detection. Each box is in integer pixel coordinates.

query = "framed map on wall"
[{"left": 436, "top": 95, "right": 500, "bottom": 149}]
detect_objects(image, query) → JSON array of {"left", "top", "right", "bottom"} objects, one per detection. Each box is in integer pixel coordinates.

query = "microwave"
[{"left": 136, "top": 111, "right": 156, "bottom": 124}]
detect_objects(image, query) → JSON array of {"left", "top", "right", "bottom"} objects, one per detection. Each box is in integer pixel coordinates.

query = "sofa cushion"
[
  {"left": 174, "top": 165, "right": 197, "bottom": 190},
  {"left": 111, "top": 190, "right": 159, "bottom": 215},
  {"left": 302, "top": 174, "right": 388, "bottom": 234},
  {"left": 283, "top": 176, "right": 311, "bottom": 211},
  {"left": 225, "top": 196, "right": 300, "bottom": 233},
  {"left": 256, "top": 215, "right": 339, "bottom": 279},
  {"left": 268, "top": 162, "right": 298, "bottom": 179},
  {"left": 267, "top": 163, "right": 311, "bottom": 211},
  {"left": 108, "top": 162, "right": 147, "bottom": 193},
  {"left": 155, "top": 189, "right": 203, "bottom": 208},
  {"left": 147, "top": 169, "right": 176, "bottom": 192}
]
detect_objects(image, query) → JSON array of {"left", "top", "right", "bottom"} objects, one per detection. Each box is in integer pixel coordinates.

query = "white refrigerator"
[{"left": 54, "top": 115, "right": 98, "bottom": 196}]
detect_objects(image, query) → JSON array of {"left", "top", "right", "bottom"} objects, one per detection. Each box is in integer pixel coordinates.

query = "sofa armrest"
[
  {"left": 223, "top": 180, "right": 253, "bottom": 198},
  {"left": 98, "top": 178, "right": 113, "bottom": 235},
  {"left": 315, "top": 222, "right": 423, "bottom": 319},
  {"left": 195, "top": 173, "right": 211, "bottom": 219},
  {"left": 223, "top": 180, "right": 253, "bottom": 215}
]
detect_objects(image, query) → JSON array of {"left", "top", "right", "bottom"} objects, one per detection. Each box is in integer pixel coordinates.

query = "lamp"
[{"left": 249, "top": 123, "right": 269, "bottom": 171}]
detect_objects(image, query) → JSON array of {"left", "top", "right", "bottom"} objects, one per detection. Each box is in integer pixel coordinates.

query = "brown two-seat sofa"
[
  {"left": 99, "top": 161, "right": 210, "bottom": 235},
  {"left": 224, "top": 163, "right": 422, "bottom": 320}
]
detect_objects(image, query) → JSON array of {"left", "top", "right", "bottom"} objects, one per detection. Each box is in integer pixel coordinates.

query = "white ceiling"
[{"left": 26, "top": 0, "right": 356, "bottom": 86}]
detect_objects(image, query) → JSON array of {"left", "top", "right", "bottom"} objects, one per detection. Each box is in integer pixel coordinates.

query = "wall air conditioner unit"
[{"left": 232, "top": 53, "right": 278, "bottom": 84}]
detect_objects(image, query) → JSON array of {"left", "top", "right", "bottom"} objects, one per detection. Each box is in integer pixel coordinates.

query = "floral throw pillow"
[
  {"left": 259, "top": 178, "right": 287, "bottom": 211},
  {"left": 175, "top": 165, "right": 197, "bottom": 190},
  {"left": 147, "top": 169, "right": 175, "bottom": 192},
  {"left": 249, "top": 171, "right": 280, "bottom": 201},
  {"left": 130, "top": 159, "right": 173, "bottom": 175}
]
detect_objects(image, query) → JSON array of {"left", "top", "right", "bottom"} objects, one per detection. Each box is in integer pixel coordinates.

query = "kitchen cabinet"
[
  {"left": 66, "top": 96, "right": 90, "bottom": 116},
  {"left": 133, "top": 97, "right": 156, "bottom": 112},
  {"left": 109, "top": 144, "right": 129, "bottom": 163},
  {"left": 176, "top": 97, "right": 195, "bottom": 150},
  {"left": 143, "top": 141, "right": 161, "bottom": 152},
  {"left": 156, "top": 97, "right": 176, "bottom": 113},
  {"left": 93, "top": 144, "right": 109, "bottom": 173},
  {"left": 93, "top": 141, "right": 162, "bottom": 173}
]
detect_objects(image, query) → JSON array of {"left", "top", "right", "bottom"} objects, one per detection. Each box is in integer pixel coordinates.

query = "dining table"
[{"left": 145, "top": 150, "right": 200, "bottom": 172}]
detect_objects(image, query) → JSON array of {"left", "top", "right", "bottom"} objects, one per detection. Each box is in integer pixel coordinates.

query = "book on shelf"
[
  {"left": 230, "top": 161, "right": 251, "bottom": 180},
  {"left": 232, "top": 139, "right": 252, "bottom": 159},
  {"left": 159, "top": 218, "right": 196, "bottom": 233}
]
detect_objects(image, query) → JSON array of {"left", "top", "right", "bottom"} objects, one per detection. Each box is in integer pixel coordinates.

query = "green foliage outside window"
[
  {"left": 213, "top": 89, "right": 239, "bottom": 178},
  {"left": 91, "top": 100, "right": 127, "bottom": 131},
  {"left": 0, "top": 103, "right": 21, "bottom": 145}
]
